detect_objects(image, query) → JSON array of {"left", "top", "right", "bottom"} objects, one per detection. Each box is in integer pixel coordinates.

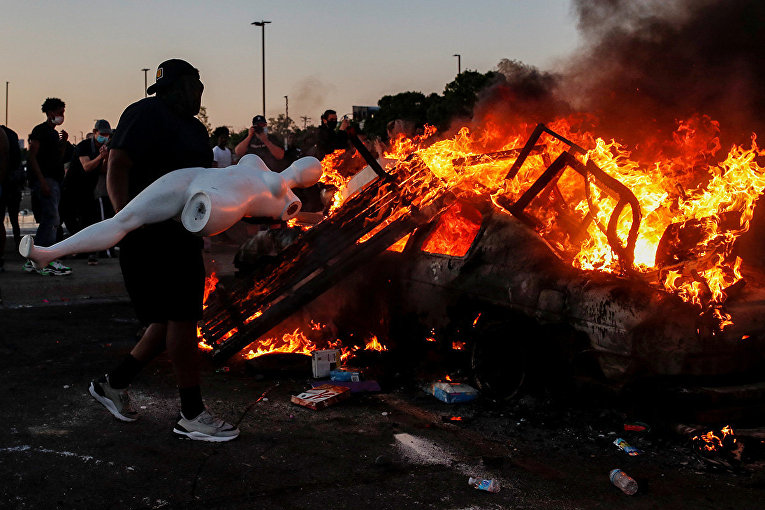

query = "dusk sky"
[{"left": 1, "top": 1, "right": 580, "bottom": 142}]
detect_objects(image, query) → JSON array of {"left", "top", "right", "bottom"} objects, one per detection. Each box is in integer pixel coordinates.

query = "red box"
[{"left": 291, "top": 384, "right": 351, "bottom": 410}]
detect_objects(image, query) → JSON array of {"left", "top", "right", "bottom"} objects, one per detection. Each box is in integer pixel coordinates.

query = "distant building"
[{"left": 352, "top": 106, "right": 379, "bottom": 129}]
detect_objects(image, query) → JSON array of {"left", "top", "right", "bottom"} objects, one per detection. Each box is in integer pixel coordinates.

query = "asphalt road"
[{"left": 1, "top": 235, "right": 764, "bottom": 509}]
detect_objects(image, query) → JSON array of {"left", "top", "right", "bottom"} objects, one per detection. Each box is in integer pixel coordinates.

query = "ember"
[{"left": 693, "top": 425, "right": 737, "bottom": 453}]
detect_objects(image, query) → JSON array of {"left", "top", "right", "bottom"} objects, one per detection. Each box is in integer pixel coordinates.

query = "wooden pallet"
[{"left": 201, "top": 154, "right": 456, "bottom": 363}]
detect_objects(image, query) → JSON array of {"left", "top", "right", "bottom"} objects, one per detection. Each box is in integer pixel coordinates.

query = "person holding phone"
[{"left": 234, "top": 114, "right": 284, "bottom": 171}]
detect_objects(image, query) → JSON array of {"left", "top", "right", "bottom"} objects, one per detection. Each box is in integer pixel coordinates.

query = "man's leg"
[
  {"left": 34, "top": 178, "right": 61, "bottom": 247},
  {"left": 166, "top": 320, "right": 203, "bottom": 418}
]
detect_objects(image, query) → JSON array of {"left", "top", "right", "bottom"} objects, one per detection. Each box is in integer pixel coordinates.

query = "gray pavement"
[{"left": 1, "top": 232, "right": 764, "bottom": 509}]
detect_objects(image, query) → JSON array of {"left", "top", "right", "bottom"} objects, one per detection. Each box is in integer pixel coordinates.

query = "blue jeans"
[{"left": 32, "top": 178, "right": 61, "bottom": 247}]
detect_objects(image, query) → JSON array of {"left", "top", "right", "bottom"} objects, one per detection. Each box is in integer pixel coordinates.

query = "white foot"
[{"left": 19, "top": 234, "right": 33, "bottom": 258}]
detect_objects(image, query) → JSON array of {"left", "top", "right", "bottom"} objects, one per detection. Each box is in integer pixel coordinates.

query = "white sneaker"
[
  {"left": 173, "top": 409, "right": 240, "bottom": 442},
  {"left": 89, "top": 374, "right": 139, "bottom": 422}
]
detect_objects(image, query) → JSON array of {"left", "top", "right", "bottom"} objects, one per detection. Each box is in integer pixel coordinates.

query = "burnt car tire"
[{"left": 470, "top": 320, "right": 527, "bottom": 400}]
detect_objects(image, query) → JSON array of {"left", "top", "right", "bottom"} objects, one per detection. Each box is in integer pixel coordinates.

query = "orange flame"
[
  {"left": 692, "top": 425, "right": 736, "bottom": 452},
  {"left": 243, "top": 328, "right": 319, "bottom": 359}
]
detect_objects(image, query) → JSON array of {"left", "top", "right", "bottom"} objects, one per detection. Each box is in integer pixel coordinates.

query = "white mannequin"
[{"left": 20, "top": 154, "right": 322, "bottom": 268}]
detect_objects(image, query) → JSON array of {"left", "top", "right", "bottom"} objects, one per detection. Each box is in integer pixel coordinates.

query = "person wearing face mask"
[
  {"left": 234, "top": 114, "right": 285, "bottom": 171},
  {"left": 88, "top": 59, "right": 239, "bottom": 442},
  {"left": 60, "top": 119, "right": 115, "bottom": 265},
  {"left": 26, "top": 97, "right": 72, "bottom": 275},
  {"left": 312, "top": 109, "right": 350, "bottom": 161}
]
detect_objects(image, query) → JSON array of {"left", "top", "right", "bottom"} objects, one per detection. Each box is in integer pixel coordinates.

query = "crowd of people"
[{"left": 2, "top": 57, "right": 414, "bottom": 443}]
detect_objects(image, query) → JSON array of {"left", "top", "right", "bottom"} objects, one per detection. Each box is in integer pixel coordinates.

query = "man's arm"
[
  {"left": 81, "top": 151, "right": 106, "bottom": 173},
  {"left": 106, "top": 148, "right": 132, "bottom": 212},
  {"left": 260, "top": 133, "right": 284, "bottom": 160},
  {"left": 0, "top": 128, "right": 8, "bottom": 184},
  {"left": 234, "top": 127, "right": 255, "bottom": 158},
  {"left": 27, "top": 140, "right": 51, "bottom": 196}
]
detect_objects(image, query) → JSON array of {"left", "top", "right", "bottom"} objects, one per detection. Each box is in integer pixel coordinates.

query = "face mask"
[
  {"left": 326, "top": 120, "right": 338, "bottom": 130},
  {"left": 96, "top": 135, "right": 109, "bottom": 144},
  {"left": 51, "top": 115, "right": 64, "bottom": 125}
]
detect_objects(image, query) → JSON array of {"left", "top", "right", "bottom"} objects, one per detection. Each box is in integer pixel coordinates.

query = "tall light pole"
[
  {"left": 453, "top": 54, "right": 461, "bottom": 75},
  {"left": 4, "top": 81, "right": 8, "bottom": 126},
  {"left": 284, "top": 95, "right": 288, "bottom": 120},
  {"left": 252, "top": 20, "right": 271, "bottom": 117},
  {"left": 141, "top": 68, "right": 150, "bottom": 97}
]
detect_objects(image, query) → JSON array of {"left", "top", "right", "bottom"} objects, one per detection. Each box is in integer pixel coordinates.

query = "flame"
[
  {"left": 452, "top": 341, "right": 466, "bottom": 351},
  {"left": 364, "top": 335, "right": 389, "bottom": 351},
  {"left": 692, "top": 425, "right": 736, "bottom": 452},
  {"left": 243, "top": 327, "right": 319, "bottom": 359}
]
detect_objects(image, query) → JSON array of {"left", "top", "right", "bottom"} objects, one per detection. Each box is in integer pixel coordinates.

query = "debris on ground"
[{"left": 291, "top": 383, "right": 351, "bottom": 410}]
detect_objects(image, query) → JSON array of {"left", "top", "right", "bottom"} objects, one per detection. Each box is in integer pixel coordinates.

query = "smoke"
[
  {"left": 290, "top": 76, "right": 337, "bottom": 120},
  {"left": 562, "top": 0, "right": 765, "bottom": 148}
]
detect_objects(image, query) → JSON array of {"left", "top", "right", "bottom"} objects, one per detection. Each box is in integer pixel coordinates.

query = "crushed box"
[{"left": 291, "top": 384, "right": 351, "bottom": 410}]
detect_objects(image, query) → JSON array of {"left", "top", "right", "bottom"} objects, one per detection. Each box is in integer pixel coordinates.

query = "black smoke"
[{"left": 564, "top": 0, "right": 765, "bottom": 149}]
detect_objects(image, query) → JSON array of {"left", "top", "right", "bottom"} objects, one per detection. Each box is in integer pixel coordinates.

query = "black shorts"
[{"left": 119, "top": 220, "right": 205, "bottom": 325}]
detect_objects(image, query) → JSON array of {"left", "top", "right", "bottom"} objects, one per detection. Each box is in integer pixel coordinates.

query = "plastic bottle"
[
  {"left": 468, "top": 477, "right": 500, "bottom": 493},
  {"left": 609, "top": 469, "right": 638, "bottom": 495}
]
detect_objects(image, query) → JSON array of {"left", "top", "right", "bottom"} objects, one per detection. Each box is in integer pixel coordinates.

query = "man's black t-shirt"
[
  {"left": 64, "top": 138, "right": 100, "bottom": 198},
  {"left": 1, "top": 125, "right": 22, "bottom": 185},
  {"left": 29, "top": 122, "right": 65, "bottom": 183},
  {"left": 110, "top": 97, "right": 212, "bottom": 199},
  {"left": 247, "top": 133, "right": 284, "bottom": 172}
]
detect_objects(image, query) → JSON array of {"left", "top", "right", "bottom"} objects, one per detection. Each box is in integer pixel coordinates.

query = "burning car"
[{"left": 200, "top": 120, "right": 765, "bottom": 399}]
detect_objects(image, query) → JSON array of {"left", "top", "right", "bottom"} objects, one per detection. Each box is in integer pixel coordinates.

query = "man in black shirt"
[
  {"left": 88, "top": 59, "right": 239, "bottom": 442},
  {"left": 234, "top": 114, "right": 285, "bottom": 171},
  {"left": 0, "top": 125, "right": 23, "bottom": 271},
  {"left": 26, "top": 97, "right": 72, "bottom": 276},
  {"left": 60, "top": 119, "right": 112, "bottom": 262},
  {"left": 313, "top": 109, "right": 349, "bottom": 161}
]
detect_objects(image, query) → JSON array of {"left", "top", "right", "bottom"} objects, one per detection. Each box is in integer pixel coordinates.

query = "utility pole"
[
  {"left": 284, "top": 95, "right": 288, "bottom": 121},
  {"left": 300, "top": 116, "right": 311, "bottom": 129},
  {"left": 4, "top": 81, "right": 8, "bottom": 125},
  {"left": 252, "top": 20, "right": 272, "bottom": 117},
  {"left": 142, "top": 68, "right": 150, "bottom": 97},
  {"left": 453, "top": 54, "right": 461, "bottom": 75}
]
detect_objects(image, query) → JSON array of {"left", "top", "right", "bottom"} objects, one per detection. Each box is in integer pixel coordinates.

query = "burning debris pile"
[{"left": 198, "top": 0, "right": 765, "bottom": 374}]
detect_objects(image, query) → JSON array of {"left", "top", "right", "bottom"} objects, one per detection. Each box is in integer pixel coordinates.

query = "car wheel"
[{"left": 470, "top": 319, "right": 527, "bottom": 400}]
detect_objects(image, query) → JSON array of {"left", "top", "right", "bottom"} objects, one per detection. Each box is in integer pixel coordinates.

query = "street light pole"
[
  {"left": 284, "top": 95, "right": 288, "bottom": 120},
  {"left": 453, "top": 54, "right": 461, "bottom": 75},
  {"left": 142, "top": 68, "right": 150, "bottom": 97},
  {"left": 5, "top": 81, "right": 8, "bottom": 125},
  {"left": 252, "top": 20, "right": 272, "bottom": 117}
]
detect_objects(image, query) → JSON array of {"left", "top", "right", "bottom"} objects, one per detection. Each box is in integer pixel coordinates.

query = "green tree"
[
  {"left": 197, "top": 106, "right": 212, "bottom": 136},
  {"left": 426, "top": 70, "right": 499, "bottom": 130},
  {"left": 364, "top": 91, "right": 432, "bottom": 139},
  {"left": 268, "top": 114, "right": 297, "bottom": 142}
]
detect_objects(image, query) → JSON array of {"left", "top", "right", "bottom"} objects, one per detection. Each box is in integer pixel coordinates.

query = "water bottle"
[
  {"left": 468, "top": 477, "right": 500, "bottom": 493},
  {"left": 609, "top": 469, "right": 638, "bottom": 495}
]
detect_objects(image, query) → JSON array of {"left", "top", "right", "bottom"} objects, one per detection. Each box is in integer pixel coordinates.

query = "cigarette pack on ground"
[
  {"left": 613, "top": 437, "right": 643, "bottom": 456},
  {"left": 311, "top": 349, "right": 338, "bottom": 378},
  {"left": 291, "top": 384, "right": 351, "bottom": 410},
  {"left": 330, "top": 368, "right": 361, "bottom": 382},
  {"left": 426, "top": 382, "right": 479, "bottom": 403}
]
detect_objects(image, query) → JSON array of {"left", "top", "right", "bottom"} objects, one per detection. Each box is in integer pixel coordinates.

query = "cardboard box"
[
  {"left": 311, "top": 349, "right": 338, "bottom": 378},
  {"left": 426, "top": 382, "right": 479, "bottom": 403},
  {"left": 291, "top": 384, "right": 351, "bottom": 410}
]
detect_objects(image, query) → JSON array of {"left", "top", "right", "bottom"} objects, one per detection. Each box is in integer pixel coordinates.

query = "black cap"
[
  {"left": 146, "top": 59, "right": 200, "bottom": 95},
  {"left": 252, "top": 115, "right": 267, "bottom": 125}
]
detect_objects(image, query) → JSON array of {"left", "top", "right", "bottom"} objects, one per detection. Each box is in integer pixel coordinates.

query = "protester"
[
  {"left": 26, "top": 97, "right": 72, "bottom": 276},
  {"left": 234, "top": 115, "right": 284, "bottom": 171},
  {"left": 211, "top": 126, "right": 232, "bottom": 168},
  {"left": 89, "top": 58, "right": 239, "bottom": 442},
  {"left": 60, "top": 119, "right": 113, "bottom": 265},
  {"left": 0, "top": 125, "right": 24, "bottom": 270},
  {"left": 312, "top": 109, "right": 350, "bottom": 161}
]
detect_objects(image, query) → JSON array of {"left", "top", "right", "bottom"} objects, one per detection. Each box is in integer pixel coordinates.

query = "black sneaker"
[{"left": 89, "top": 374, "right": 139, "bottom": 422}]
